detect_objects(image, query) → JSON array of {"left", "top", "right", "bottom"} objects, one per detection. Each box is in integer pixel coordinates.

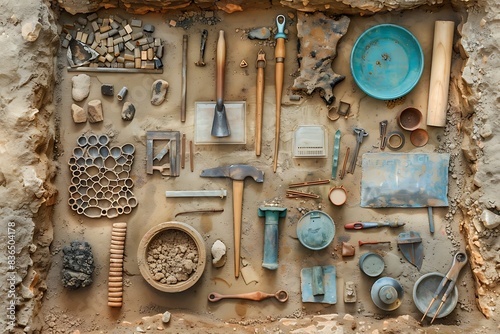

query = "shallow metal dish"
[
  {"left": 350, "top": 24, "right": 424, "bottom": 100},
  {"left": 413, "top": 272, "right": 458, "bottom": 319}
]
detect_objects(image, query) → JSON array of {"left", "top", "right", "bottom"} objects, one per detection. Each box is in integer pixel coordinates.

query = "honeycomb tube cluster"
[{"left": 68, "top": 134, "right": 138, "bottom": 218}]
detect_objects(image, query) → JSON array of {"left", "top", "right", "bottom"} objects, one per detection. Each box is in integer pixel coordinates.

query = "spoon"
[{"left": 208, "top": 290, "right": 289, "bottom": 303}]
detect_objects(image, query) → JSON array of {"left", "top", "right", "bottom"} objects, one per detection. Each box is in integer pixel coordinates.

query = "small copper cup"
[{"left": 398, "top": 107, "right": 422, "bottom": 131}]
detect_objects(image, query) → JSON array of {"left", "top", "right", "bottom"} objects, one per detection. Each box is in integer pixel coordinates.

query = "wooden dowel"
[{"left": 427, "top": 21, "right": 455, "bottom": 127}]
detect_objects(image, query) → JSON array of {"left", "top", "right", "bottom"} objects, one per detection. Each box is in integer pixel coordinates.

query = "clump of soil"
[{"left": 146, "top": 230, "right": 199, "bottom": 284}]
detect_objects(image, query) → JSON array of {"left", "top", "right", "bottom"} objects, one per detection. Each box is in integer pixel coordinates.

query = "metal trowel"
[
  {"left": 211, "top": 30, "right": 231, "bottom": 137},
  {"left": 397, "top": 231, "right": 423, "bottom": 270}
]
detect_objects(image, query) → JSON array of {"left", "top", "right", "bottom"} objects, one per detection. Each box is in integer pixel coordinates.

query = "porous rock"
[
  {"left": 87, "top": 99, "right": 103, "bottom": 123},
  {"left": 62, "top": 240, "right": 95, "bottom": 289},
  {"left": 71, "top": 104, "right": 87, "bottom": 123},
  {"left": 292, "top": 12, "right": 350, "bottom": 105},
  {"left": 211, "top": 239, "right": 227, "bottom": 268},
  {"left": 72, "top": 74, "right": 91, "bottom": 102},
  {"left": 150, "top": 79, "right": 169, "bottom": 106},
  {"left": 122, "top": 102, "right": 136, "bottom": 121}
]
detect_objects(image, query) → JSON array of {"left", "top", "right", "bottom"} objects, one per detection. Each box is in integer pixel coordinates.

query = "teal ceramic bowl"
[{"left": 350, "top": 24, "right": 424, "bottom": 100}]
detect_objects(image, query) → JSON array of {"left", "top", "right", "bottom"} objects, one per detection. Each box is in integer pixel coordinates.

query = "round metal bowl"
[
  {"left": 137, "top": 221, "right": 206, "bottom": 293},
  {"left": 413, "top": 272, "right": 458, "bottom": 319},
  {"left": 350, "top": 24, "right": 424, "bottom": 100}
]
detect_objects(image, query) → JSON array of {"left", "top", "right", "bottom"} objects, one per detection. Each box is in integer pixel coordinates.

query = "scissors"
[{"left": 420, "top": 252, "right": 468, "bottom": 324}]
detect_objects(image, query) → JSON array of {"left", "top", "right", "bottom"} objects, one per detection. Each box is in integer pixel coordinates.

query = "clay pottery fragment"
[{"left": 342, "top": 242, "right": 355, "bottom": 257}]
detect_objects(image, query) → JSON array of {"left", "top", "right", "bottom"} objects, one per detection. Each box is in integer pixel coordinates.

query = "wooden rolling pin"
[
  {"left": 108, "top": 222, "right": 127, "bottom": 308},
  {"left": 427, "top": 21, "right": 455, "bottom": 127}
]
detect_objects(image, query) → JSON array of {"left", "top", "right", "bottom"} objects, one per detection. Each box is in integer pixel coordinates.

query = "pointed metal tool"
[
  {"left": 397, "top": 231, "right": 423, "bottom": 270},
  {"left": 345, "top": 222, "right": 406, "bottom": 230}
]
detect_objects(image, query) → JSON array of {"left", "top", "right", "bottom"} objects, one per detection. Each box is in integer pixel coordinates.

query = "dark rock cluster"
[{"left": 61, "top": 241, "right": 95, "bottom": 289}]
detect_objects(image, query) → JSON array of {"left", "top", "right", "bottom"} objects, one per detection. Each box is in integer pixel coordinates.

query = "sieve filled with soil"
[{"left": 137, "top": 221, "right": 206, "bottom": 292}]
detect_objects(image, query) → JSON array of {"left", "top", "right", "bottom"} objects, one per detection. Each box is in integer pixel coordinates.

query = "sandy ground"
[{"left": 35, "top": 5, "right": 499, "bottom": 334}]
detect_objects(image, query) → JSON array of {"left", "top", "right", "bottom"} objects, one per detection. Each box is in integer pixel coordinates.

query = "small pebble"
[
  {"left": 162, "top": 311, "right": 171, "bottom": 324},
  {"left": 143, "top": 24, "right": 155, "bottom": 33},
  {"left": 248, "top": 27, "right": 271, "bottom": 40}
]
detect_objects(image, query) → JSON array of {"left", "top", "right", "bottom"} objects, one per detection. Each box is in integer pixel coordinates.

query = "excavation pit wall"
[{"left": 1, "top": 0, "right": 499, "bottom": 333}]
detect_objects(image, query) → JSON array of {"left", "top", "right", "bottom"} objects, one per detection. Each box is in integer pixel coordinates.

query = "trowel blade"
[
  {"left": 211, "top": 107, "right": 230, "bottom": 137},
  {"left": 397, "top": 231, "right": 423, "bottom": 270}
]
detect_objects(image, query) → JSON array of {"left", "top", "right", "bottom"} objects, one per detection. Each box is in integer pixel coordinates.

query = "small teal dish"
[
  {"left": 297, "top": 210, "right": 335, "bottom": 250},
  {"left": 350, "top": 24, "right": 424, "bottom": 100}
]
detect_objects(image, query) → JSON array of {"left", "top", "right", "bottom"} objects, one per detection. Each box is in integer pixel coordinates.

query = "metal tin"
[
  {"left": 359, "top": 252, "right": 385, "bottom": 277},
  {"left": 370, "top": 277, "right": 404, "bottom": 311},
  {"left": 328, "top": 186, "right": 347, "bottom": 206},
  {"left": 296, "top": 210, "right": 335, "bottom": 250}
]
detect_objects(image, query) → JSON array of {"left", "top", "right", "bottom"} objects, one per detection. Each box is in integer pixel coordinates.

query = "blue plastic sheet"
[{"left": 361, "top": 153, "right": 450, "bottom": 208}]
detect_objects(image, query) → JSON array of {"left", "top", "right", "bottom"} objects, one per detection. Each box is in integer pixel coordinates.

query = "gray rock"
[
  {"left": 101, "top": 84, "right": 114, "bottom": 96},
  {"left": 248, "top": 27, "right": 271, "bottom": 40},
  {"left": 143, "top": 24, "right": 155, "bottom": 33},
  {"left": 121, "top": 102, "right": 136, "bottom": 121},
  {"left": 72, "top": 74, "right": 91, "bottom": 102},
  {"left": 87, "top": 99, "right": 103, "bottom": 123},
  {"left": 481, "top": 209, "right": 500, "bottom": 229},
  {"left": 71, "top": 104, "right": 87, "bottom": 123},
  {"left": 76, "top": 17, "right": 88, "bottom": 26},
  {"left": 162, "top": 311, "right": 171, "bottom": 324},
  {"left": 62, "top": 241, "right": 95, "bottom": 289}
]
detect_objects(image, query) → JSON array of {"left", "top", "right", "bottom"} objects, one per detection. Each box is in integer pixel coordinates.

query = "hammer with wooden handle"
[{"left": 201, "top": 164, "right": 264, "bottom": 278}]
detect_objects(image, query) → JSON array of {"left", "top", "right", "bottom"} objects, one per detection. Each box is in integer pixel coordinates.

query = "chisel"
[{"left": 344, "top": 222, "right": 405, "bottom": 230}]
